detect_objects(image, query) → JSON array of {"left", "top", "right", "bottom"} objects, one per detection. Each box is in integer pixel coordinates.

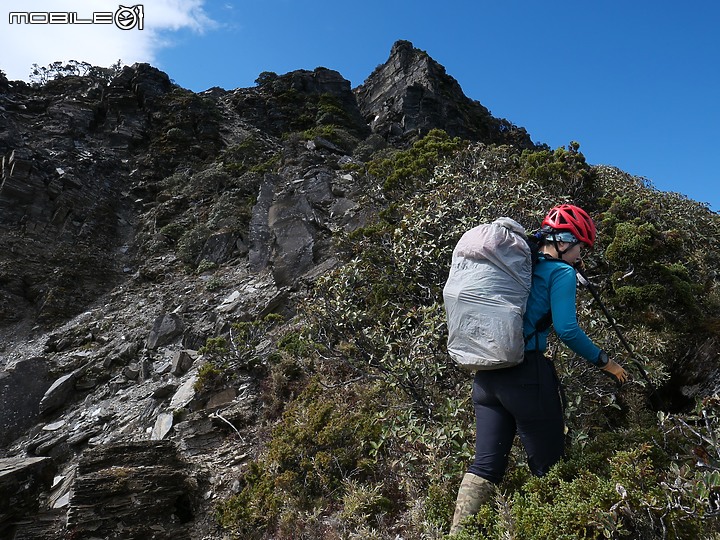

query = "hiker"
[{"left": 450, "top": 204, "right": 628, "bottom": 535}]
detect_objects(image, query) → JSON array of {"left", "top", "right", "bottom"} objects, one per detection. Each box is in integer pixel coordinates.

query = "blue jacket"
[{"left": 523, "top": 255, "right": 602, "bottom": 364}]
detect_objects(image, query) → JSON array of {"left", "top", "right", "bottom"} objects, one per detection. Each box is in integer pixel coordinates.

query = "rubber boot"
[{"left": 449, "top": 472, "right": 495, "bottom": 535}]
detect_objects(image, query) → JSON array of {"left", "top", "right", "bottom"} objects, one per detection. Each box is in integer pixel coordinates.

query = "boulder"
[
  {"left": 198, "top": 231, "right": 238, "bottom": 264},
  {"left": 39, "top": 370, "right": 78, "bottom": 415},
  {"left": 147, "top": 313, "right": 185, "bottom": 349},
  {"left": 66, "top": 441, "right": 195, "bottom": 539},
  {"left": 0, "top": 456, "right": 56, "bottom": 536},
  {"left": 171, "top": 350, "right": 196, "bottom": 376},
  {"left": 150, "top": 412, "right": 175, "bottom": 440},
  {"left": 267, "top": 191, "right": 316, "bottom": 286},
  {"left": 0, "top": 357, "right": 51, "bottom": 446}
]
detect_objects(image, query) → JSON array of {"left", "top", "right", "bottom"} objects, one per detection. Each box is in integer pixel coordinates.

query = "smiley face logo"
[{"left": 115, "top": 5, "right": 144, "bottom": 30}]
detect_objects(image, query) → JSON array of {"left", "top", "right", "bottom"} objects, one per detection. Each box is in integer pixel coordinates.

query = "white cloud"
[{"left": 0, "top": 0, "right": 215, "bottom": 81}]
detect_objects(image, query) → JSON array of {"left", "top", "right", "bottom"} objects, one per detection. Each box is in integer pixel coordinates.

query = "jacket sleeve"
[{"left": 549, "top": 266, "right": 603, "bottom": 364}]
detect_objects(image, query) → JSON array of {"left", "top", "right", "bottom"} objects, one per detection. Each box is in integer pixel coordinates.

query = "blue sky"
[{"left": 1, "top": 1, "right": 718, "bottom": 211}]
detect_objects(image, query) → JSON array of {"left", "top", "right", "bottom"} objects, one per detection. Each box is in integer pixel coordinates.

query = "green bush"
[
  {"left": 194, "top": 361, "right": 225, "bottom": 393},
  {"left": 316, "top": 93, "right": 353, "bottom": 126},
  {"left": 216, "top": 461, "right": 279, "bottom": 539},
  {"left": 603, "top": 210, "right": 706, "bottom": 328},
  {"left": 217, "top": 381, "right": 388, "bottom": 537},
  {"left": 205, "top": 277, "right": 224, "bottom": 291},
  {"left": 267, "top": 382, "right": 381, "bottom": 497},
  {"left": 518, "top": 141, "right": 595, "bottom": 194},
  {"left": 220, "top": 136, "right": 278, "bottom": 178},
  {"left": 196, "top": 259, "right": 218, "bottom": 274},
  {"left": 176, "top": 224, "right": 211, "bottom": 264},
  {"left": 367, "top": 128, "right": 464, "bottom": 193},
  {"left": 461, "top": 433, "right": 712, "bottom": 540},
  {"left": 158, "top": 222, "right": 186, "bottom": 242}
]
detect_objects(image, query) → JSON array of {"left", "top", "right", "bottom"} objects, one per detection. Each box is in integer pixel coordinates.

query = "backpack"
[{"left": 443, "top": 217, "right": 546, "bottom": 372}]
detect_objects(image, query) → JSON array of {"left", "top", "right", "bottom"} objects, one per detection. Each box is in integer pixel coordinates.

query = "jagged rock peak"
[
  {"left": 355, "top": 39, "right": 534, "bottom": 147},
  {"left": 381, "top": 39, "right": 460, "bottom": 95}
]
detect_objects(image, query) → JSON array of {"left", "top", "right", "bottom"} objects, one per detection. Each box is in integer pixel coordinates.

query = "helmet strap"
[{"left": 552, "top": 238, "right": 580, "bottom": 258}]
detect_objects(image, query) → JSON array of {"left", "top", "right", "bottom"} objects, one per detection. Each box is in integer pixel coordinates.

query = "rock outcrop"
[
  {"left": 0, "top": 357, "right": 51, "bottom": 447},
  {"left": 0, "top": 456, "right": 55, "bottom": 537},
  {"left": 65, "top": 441, "right": 195, "bottom": 539},
  {"left": 355, "top": 40, "right": 534, "bottom": 146}
]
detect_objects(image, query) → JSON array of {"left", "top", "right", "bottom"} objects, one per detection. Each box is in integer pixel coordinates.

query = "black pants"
[{"left": 468, "top": 352, "right": 565, "bottom": 484}]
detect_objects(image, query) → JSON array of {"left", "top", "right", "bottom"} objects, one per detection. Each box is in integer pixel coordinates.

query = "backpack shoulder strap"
[
  {"left": 524, "top": 311, "right": 552, "bottom": 348},
  {"left": 525, "top": 234, "right": 542, "bottom": 268}
]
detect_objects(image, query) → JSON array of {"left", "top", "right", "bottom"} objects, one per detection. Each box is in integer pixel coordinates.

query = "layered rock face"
[
  {"left": 0, "top": 65, "right": 173, "bottom": 327},
  {"left": 354, "top": 40, "right": 534, "bottom": 147},
  {"left": 66, "top": 441, "right": 195, "bottom": 539}
]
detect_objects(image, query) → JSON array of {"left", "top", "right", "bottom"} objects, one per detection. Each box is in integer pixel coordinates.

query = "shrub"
[
  {"left": 255, "top": 71, "right": 278, "bottom": 87},
  {"left": 518, "top": 141, "right": 595, "bottom": 195},
  {"left": 196, "top": 259, "right": 218, "bottom": 274},
  {"left": 603, "top": 208, "right": 706, "bottom": 328},
  {"left": 159, "top": 222, "right": 186, "bottom": 242},
  {"left": 29, "top": 59, "right": 123, "bottom": 85},
  {"left": 217, "top": 381, "right": 387, "bottom": 537},
  {"left": 367, "top": 128, "right": 465, "bottom": 193},
  {"left": 221, "top": 136, "right": 277, "bottom": 178},
  {"left": 316, "top": 93, "right": 353, "bottom": 126},
  {"left": 216, "top": 461, "right": 278, "bottom": 539},
  {"left": 176, "top": 225, "right": 211, "bottom": 265},
  {"left": 339, "top": 479, "right": 394, "bottom": 530},
  {"left": 301, "top": 124, "right": 360, "bottom": 153},
  {"left": 194, "top": 361, "right": 225, "bottom": 393},
  {"left": 459, "top": 435, "right": 712, "bottom": 540},
  {"left": 267, "top": 382, "right": 381, "bottom": 497},
  {"left": 205, "top": 277, "right": 224, "bottom": 291}
]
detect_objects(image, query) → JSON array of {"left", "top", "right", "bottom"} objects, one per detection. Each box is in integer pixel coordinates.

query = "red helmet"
[{"left": 541, "top": 204, "right": 596, "bottom": 247}]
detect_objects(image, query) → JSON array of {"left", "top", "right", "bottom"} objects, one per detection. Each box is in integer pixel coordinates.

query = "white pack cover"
[{"left": 443, "top": 218, "right": 532, "bottom": 371}]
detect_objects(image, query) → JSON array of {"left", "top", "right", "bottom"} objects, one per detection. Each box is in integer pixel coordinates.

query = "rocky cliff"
[
  {"left": 0, "top": 41, "right": 718, "bottom": 539},
  {"left": 354, "top": 40, "right": 533, "bottom": 147}
]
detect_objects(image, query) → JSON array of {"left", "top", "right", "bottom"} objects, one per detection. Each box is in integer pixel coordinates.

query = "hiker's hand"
[{"left": 602, "top": 359, "right": 629, "bottom": 385}]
